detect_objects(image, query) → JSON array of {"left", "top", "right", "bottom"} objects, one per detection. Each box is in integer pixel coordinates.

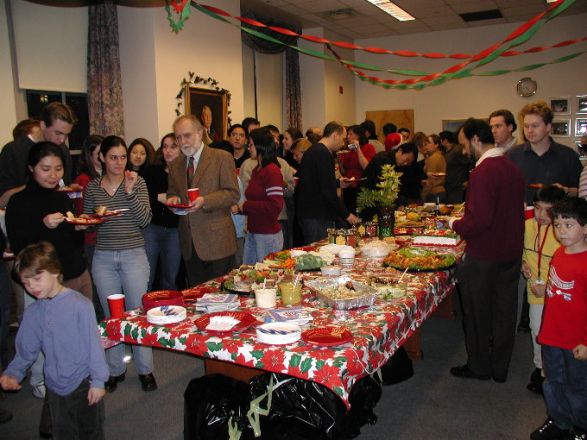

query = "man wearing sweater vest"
[{"left": 448, "top": 118, "right": 525, "bottom": 383}]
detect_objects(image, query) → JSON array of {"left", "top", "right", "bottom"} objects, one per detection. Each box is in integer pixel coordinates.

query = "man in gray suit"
[{"left": 167, "top": 115, "right": 240, "bottom": 285}]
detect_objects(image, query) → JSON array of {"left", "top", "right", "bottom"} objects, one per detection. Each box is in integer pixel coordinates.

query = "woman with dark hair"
[
  {"left": 421, "top": 134, "right": 447, "bottom": 202},
  {"left": 6, "top": 141, "right": 92, "bottom": 435},
  {"left": 126, "top": 138, "right": 156, "bottom": 176},
  {"left": 83, "top": 135, "right": 155, "bottom": 393},
  {"left": 142, "top": 133, "right": 182, "bottom": 291},
  {"left": 282, "top": 127, "right": 303, "bottom": 170},
  {"left": 238, "top": 128, "right": 284, "bottom": 264},
  {"left": 338, "top": 124, "right": 376, "bottom": 213}
]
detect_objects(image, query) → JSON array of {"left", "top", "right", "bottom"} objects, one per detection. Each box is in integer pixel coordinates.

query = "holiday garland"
[{"left": 165, "top": 0, "right": 585, "bottom": 90}]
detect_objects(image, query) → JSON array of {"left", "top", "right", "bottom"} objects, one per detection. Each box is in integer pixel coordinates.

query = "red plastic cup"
[
  {"left": 524, "top": 205, "right": 535, "bottom": 220},
  {"left": 187, "top": 188, "right": 200, "bottom": 202},
  {"left": 107, "top": 294, "right": 126, "bottom": 319},
  {"left": 293, "top": 177, "right": 299, "bottom": 187}
]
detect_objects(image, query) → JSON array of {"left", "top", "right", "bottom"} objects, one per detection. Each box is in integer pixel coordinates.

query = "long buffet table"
[{"left": 99, "top": 248, "right": 460, "bottom": 409}]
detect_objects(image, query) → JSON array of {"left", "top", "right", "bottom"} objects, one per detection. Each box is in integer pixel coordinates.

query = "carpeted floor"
[{"left": 0, "top": 316, "right": 545, "bottom": 440}]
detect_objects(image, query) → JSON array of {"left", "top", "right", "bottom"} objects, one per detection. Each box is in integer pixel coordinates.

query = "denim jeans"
[
  {"left": 92, "top": 248, "right": 153, "bottom": 376},
  {"left": 543, "top": 345, "right": 587, "bottom": 430},
  {"left": 143, "top": 224, "right": 182, "bottom": 291},
  {"left": 243, "top": 232, "right": 283, "bottom": 264}
]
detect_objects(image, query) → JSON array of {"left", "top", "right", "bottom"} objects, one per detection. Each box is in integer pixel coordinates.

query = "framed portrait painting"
[{"left": 184, "top": 86, "right": 229, "bottom": 142}]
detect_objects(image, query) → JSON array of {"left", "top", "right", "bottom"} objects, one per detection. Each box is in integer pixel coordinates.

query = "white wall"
[
  {"left": 323, "top": 29, "right": 356, "bottom": 126},
  {"left": 151, "top": 0, "right": 244, "bottom": 142},
  {"left": 299, "top": 27, "right": 326, "bottom": 130},
  {"left": 242, "top": 44, "right": 284, "bottom": 129},
  {"left": 11, "top": 0, "right": 87, "bottom": 93},
  {"left": 354, "top": 13, "right": 587, "bottom": 148},
  {"left": 0, "top": 0, "right": 17, "bottom": 144}
]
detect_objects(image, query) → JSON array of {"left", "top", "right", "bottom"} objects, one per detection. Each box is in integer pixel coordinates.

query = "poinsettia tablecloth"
[{"left": 99, "top": 264, "right": 455, "bottom": 409}]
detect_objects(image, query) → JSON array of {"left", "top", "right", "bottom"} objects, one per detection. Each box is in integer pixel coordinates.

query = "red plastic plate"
[
  {"left": 301, "top": 326, "right": 353, "bottom": 347},
  {"left": 194, "top": 311, "right": 258, "bottom": 335}
]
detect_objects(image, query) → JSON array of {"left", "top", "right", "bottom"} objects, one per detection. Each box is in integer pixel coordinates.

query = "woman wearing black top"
[
  {"left": 6, "top": 142, "right": 91, "bottom": 299},
  {"left": 142, "top": 133, "right": 181, "bottom": 291}
]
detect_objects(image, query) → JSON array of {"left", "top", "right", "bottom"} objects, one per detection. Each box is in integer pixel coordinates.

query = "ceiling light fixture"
[{"left": 366, "top": 0, "right": 415, "bottom": 21}]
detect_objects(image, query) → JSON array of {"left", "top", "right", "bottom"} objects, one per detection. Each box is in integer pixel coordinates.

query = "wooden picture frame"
[
  {"left": 184, "top": 86, "right": 229, "bottom": 141},
  {"left": 551, "top": 119, "right": 571, "bottom": 137}
]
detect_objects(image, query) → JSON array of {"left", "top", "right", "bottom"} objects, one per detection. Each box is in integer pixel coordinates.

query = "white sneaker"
[{"left": 31, "top": 384, "right": 46, "bottom": 399}]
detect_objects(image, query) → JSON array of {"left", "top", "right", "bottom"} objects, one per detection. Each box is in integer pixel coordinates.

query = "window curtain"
[
  {"left": 241, "top": 9, "right": 302, "bottom": 131},
  {"left": 87, "top": 0, "right": 124, "bottom": 136}
]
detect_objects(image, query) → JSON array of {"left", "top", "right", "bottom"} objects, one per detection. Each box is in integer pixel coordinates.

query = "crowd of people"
[{"left": 0, "top": 99, "right": 585, "bottom": 439}]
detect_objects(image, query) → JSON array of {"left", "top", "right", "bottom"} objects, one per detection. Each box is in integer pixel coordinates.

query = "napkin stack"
[{"left": 195, "top": 293, "right": 240, "bottom": 313}]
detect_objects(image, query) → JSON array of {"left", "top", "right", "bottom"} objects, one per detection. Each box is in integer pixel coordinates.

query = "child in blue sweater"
[{"left": 0, "top": 241, "right": 108, "bottom": 440}]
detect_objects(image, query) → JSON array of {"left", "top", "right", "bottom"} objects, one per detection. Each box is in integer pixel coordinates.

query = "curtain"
[
  {"left": 87, "top": 0, "right": 124, "bottom": 136},
  {"left": 285, "top": 48, "right": 302, "bottom": 131},
  {"left": 241, "top": 9, "right": 302, "bottom": 130}
]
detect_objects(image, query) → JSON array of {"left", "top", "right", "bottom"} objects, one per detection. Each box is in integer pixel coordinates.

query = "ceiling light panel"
[{"left": 366, "top": 0, "right": 415, "bottom": 21}]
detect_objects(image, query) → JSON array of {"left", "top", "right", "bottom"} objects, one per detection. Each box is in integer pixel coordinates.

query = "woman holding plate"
[
  {"left": 83, "top": 135, "right": 156, "bottom": 393},
  {"left": 237, "top": 127, "right": 284, "bottom": 264}
]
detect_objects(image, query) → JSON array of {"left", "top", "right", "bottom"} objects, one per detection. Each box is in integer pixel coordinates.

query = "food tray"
[{"left": 305, "top": 276, "right": 377, "bottom": 310}]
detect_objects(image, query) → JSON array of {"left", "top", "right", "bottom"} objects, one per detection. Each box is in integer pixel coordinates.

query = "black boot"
[{"left": 526, "top": 368, "right": 544, "bottom": 394}]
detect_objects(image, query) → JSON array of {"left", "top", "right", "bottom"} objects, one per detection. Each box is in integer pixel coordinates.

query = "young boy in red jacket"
[{"left": 531, "top": 197, "right": 587, "bottom": 440}]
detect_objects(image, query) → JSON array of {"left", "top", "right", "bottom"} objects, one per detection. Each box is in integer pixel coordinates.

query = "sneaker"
[
  {"left": 530, "top": 418, "right": 570, "bottom": 440},
  {"left": 31, "top": 384, "right": 46, "bottom": 399},
  {"left": 571, "top": 426, "right": 587, "bottom": 440}
]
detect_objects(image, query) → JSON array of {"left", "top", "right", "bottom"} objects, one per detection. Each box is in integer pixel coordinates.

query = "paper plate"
[
  {"left": 147, "top": 305, "right": 186, "bottom": 325},
  {"left": 301, "top": 326, "right": 353, "bottom": 347},
  {"left": 256, "top": 322, "right": 301, "bottom": 345},
  {"left": 64, "top": 216, "right": 104, "bottom": 225},
  {"left": 195, "top": 311, "right": 258, "bottom": 335}
]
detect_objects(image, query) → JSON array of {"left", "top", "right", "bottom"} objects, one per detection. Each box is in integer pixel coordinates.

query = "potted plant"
[{"left": 356, "top": 165, "right": 402, "bottom": 237}]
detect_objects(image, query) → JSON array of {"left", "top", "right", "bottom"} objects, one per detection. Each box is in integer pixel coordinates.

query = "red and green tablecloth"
[{"left": 99, "top": 257, "right": 456, "bottom": 408}]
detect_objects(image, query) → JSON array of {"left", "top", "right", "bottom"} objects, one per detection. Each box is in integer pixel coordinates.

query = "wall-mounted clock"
[{"left": 516, "top": 77, "right": 538, "bottom": 97}]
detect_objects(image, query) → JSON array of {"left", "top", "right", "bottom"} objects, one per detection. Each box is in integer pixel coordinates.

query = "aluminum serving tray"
[{"left": 305, "top": 275, "right": 377, "bottom": 310}]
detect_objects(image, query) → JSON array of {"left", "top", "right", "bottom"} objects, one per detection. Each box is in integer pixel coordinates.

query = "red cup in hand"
[
  {"left": 524, "top": 206, "right": 535, "bottom": 220},
  {"left": 107, "top": 294, "right": 126, "bottom": 319},
  {"left": 187, "top": 188, "right": 200, "bottom": 202}
]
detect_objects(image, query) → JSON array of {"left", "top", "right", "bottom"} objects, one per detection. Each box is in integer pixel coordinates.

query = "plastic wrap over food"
[{"left": 305, "top": 276, "right": 377, "bottom": 310}]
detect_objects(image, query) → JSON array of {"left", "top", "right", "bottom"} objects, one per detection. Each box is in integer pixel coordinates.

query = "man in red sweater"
[{"left": 448, "top": 118, "right": 525, "bottom": 383}]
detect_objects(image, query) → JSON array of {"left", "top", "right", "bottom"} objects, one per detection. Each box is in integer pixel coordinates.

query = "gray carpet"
[{"left": 0, "top": 316, "right": 544, "bottom": 440}]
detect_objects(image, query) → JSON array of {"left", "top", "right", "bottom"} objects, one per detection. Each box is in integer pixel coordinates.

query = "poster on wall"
[
  {"left": 551, "top": 119, "right": 571, "bottom": 137},
  {"left": 550, "top": 97, "right": 570, "bottom": 115}
]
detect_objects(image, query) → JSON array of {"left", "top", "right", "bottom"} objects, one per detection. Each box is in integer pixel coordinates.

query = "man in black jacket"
[{"left": 296, "top": 121, "right": 359, "bottom": 244}]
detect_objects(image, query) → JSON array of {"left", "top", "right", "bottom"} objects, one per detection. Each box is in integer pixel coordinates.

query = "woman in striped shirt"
[
  {"left": 83, "top": 135, "right": 156, "bottom": 393},
  {"left": 238, "top": 128, "right": 284, "bottom": 264}
]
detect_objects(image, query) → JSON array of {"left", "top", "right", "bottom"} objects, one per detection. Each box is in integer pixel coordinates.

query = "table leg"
[{"left": 404, "top": 328, "right": 423, "bottom": 360}]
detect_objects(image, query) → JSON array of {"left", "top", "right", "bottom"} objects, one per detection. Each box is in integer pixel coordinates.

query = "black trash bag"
[
  {"left": 249, "top": 373, "right": 347, "bottom": 440},
  {"left": 342, "top": 374, "right": 383, "bottom": 437},
  {"left": 380, "top": 346, "right": 414, "bottom": 385},
  {"left": 184, "top": 374, "right": 254, "bottom": 440}
]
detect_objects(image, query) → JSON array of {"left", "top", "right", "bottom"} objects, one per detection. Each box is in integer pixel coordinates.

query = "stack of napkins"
[
  {"left": 264, "top": 307, "right": 313, "bottom": 326},
  {"left": 196, "top": 293, "right": 240, "bottom": 313}
]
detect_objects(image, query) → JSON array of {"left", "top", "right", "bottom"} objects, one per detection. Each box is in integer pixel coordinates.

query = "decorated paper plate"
[
  {"left": 301, "top": 326, "right": 353, "bottom": 347},
  {"left": 64, "top": 216, "right": 105, "bottom": 225},
  {"left": 256, "top": 322, "right": 301, "bottom": 345},
  {"left": 194, "top": 311, "right": 258, "bottom": 335},
  {"left": 93, "top": 208, "right": 129, "bottom": 218},
  {"left": 146, "top": 305, "right": 186, "bottom": 325}
]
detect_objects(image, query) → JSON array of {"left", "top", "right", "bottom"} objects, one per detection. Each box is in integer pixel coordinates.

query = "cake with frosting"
[{"left": 412, "top": 229, "right": 461, "bottom": 246}]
